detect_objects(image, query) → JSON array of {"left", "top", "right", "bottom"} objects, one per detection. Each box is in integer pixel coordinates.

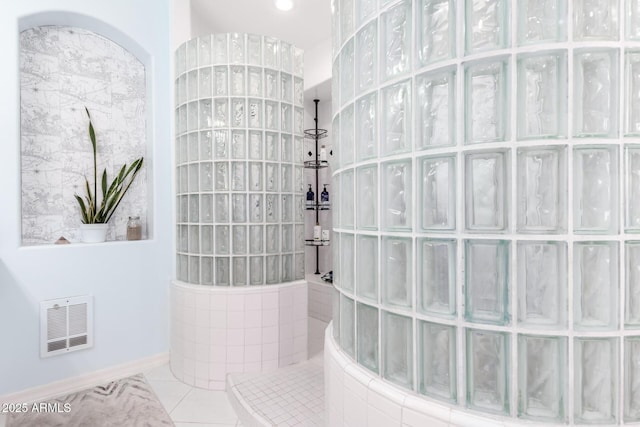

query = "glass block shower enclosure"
[
  {"left": 175, "top": 33, "right": 306, "bottom": 286},
  {"left": 331, "top": 0, "right": 640, "bottom": 424}
]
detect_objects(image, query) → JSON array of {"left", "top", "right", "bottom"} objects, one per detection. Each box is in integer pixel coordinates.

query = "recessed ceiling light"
[{"left": 275, "top": 0, "right": 294, "bottom": 11}]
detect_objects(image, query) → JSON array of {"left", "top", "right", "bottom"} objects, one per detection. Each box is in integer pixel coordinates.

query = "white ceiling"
[{"left": 190, "top": 0, "right": 332, "bottom": 50}]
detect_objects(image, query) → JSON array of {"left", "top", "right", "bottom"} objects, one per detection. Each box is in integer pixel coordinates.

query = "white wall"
[{"left": 0, "top": 0, "right": 172, "bottom": 395}]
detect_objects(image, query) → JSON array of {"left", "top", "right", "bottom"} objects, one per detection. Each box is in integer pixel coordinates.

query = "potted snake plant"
[{"left": 75, "top": 107, "right": 144, "bottom": 243}]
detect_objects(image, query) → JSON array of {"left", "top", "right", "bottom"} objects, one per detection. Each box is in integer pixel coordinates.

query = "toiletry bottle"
[
  {"left": 306, "top": 184, "right": 315, "bottom": 209},
  {"left": 319, "top": 145, "right": 327, "bottom": 162},
  {"left": 314, "top": 222, "right": 322, "bottom": 242},
  {"left": 321, "top": 184, "right": 329, "bottom": 209},
  {"left": 127, "top": 216, "right": 142, "bottom": 240},
  {"left": 321, "top": 229, "right": 330, "bottom": 243}
]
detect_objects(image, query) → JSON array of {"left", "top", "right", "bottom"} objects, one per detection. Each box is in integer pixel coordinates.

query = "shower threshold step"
[{"left": 227, "top": 354, "right": 325, "bottom": 427}]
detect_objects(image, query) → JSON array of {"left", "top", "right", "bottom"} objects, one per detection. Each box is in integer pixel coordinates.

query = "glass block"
[
  {"left": 333, "top": 232, "right": 341, "bottom": 288},
  {"left": 465, "top": 150, "right": 507, "bottom": 231},
  {"left": 232, "top": 98, "right": 246, "bottom": 128},
  {"left": 189, "top": 194, "right": 199, "bottom": 223},
  {"left": 188, "top": 225, "right": 199, "bottom": 253},
  {"left": 625, "top": 337, "right": 640, "bottom": 421},
  {"left": 250, "top": 256, "right": 263, "bottom": 285},
  {"left": 281, "top": 164, "right": 292, "bottom": 192},
  {"left": 281, "top": 73, "right": 292, "bottom": 102},
  {"left": 281, "top": 41, "right": 292, "bottom": 73},
  {"left": 232, "top": 225, "right": 247, "bottom": 255},
  {"left": 281, "top": 103, "right": 292, "bottom": 133},
  {"left": 417, "top": 0, "right": 455, "bottom": 66},
  {"left": 178, "top": 225, "right": 188, "bottom": 252},
  {"left": 233, "top": 257, "right": 247, "bottom": 286},
  {"left": 200, "top": 99, "right": 212, "bottom": 129},
  {"left": 466, "top": 329, "right": 510, "bottom": 414},
  {"left": 215, "top": 257, "right": 230, "bottom": 286},
  {"left": 574, "top": 0, "right": 619, "bottom": 40},
  {"left": 340, "top": 38, "right": 354, "bottom": 106},
  {"left": 232, "top": 194, "right": 247, "bottom": 223},
  {"left": 355, "top": 21, "right": 377, "bottom": 94},
  {"left": 518, "top": 335, "right": 567, "bottom": 421},
  {"left": 247, "top": 67, "right": 263, "bottom": 98},
  {"left": 176, "top": 42, "right": 186, "bottom": 75},
  {"left": 179, "top": 165, "right": 188, "bottom": 194},
  {"left": 186, "top": 37, "right": 198, "bottom": 70},
  {"left": 419, "top": 322, "right": 456, "bottom": 402},
  {"left": 517, "top": 241, "right": 567, "bottom": 327},
  {"left": 281, "top": 134, "right": 292, "bottom": 162},
  {"left": 382, "top": 311, "right": 413, "bottom": 389},
  {"left": 574, "top": 50, "right": 619, "bottom": 137},
  {"left": 214, "top": 130, "right": 228, "bottom": 159},
  {"left": 248, "top": 99, "right": 262, "bottom": 129},
  {"left": 188, "top": 102, "right": 198, "bottom": 131},
  {"left": 229, "top": 33, "right": 245, "bottom": 64},
  {"left": 627, "top": 53, "right": 640, "bottom": 135},
  {"left": 200, "top": 131, "right": 212, "bottom": 160},
  {"left": 295, "top": 195, "right": 305, "bottom": 222},
  {"left": 574, "top": 241, "right": 619, "bottom": 330},
  {"left": 215, "top": 225, "right": 230, "bottom": 255},
  {"left": 266, "top": 255, "right": 280, "bottom": 284},
  {"left": 626, "top": 242, "right": 640, "bottom": 326},
  {"left": 357, "top": 303, "right": 379, "bottom": 373},
  {"left": 178, "top": 74, "right": 187, "bottom": 106},
  {"left": 517, "top": 146, "right": 568, "bottom": 233},
  {"left": 189, "top": 256, "right": 200, "bottom": 284},
  {"left": 340, "top": 234, "right": 355, "bottom": 292},
  {"left": 419, "top": 155, "right": 455, "bottom": 230},
  {"left": 187, "top": 70, "right": 198, "bottom": 101},
  {"left": 381, "top": 0, "right": 411, "bottom": 80},
  {"left": 382, "top": 160, "right": 412, "bottom": 230},
  {"left": 249, "top": 163, "right": 262, "bottom": 192},
  {"left": 213, "top": 98, "right": 228, "bottom": 128},
  {"left": 517, "top": 0, "right": 567, "bottom": 45},
  {"left": 265, "top": 69, "right": 278, "bottom": 99},
  {"left": 266, "top": 194, "right": 278, "bottom": 223},
  {"left": 340, "top": 0, "right": 354, "bottom": 44},
  {"left": 465, "top": 60, "right": 508, "bottom": 144},
  {"left": 295, "top": 224, "right": 304, "bottom": 251},
  {"left": 465, "top": 240, "right": 509, "bottom": 325},
  {"left": 333, "top": 114, "right": 341, "bottom": 168},
  {"left": 341, "top": 104, "right": 354, "bottom": 165},
  {"left": 465, "top": 0, "right": 508, "bottom": 54},
  {"left": 629, "top": 0, "right": 640, "bottom": 39},
  {"left": 249, "top": 194, "right": 263, "bottom": 223},
  {"left": 340, "top": 295, "right": 355, "bottom": 357},
  {"left": 341, "top": 169, "right": 354, "bottom": 228},
  {"left": 282, "top": 194, "right": 293, "bottom": 222},
  {"left": 213, "top": 34, "right": 228, "bottom": 64},
  {"left": 356, "top": 0, "right": 375, "bottom": 25},
  {"left": 266, "top": 224, "right": 280, "bottom": 253},
  {"left": 200, "top": 194, "right": 213, "bottom": 223},
  {"left": 201, "top": 257, "right": 213, "bottom": 285},
  {"left": 214, "top": 66, "right": 228, "bottom": 96},
  {"left": 180, "top": 196, "right": 188, "bottom": 223},
  {"left": 264, "top": 37, "right": 279, "bottom": 69},
  {"left": 382, "top": 236, "right": 412, "bottom": 309},
  {"left": 215, "top": 194, "right": 229, "bottom": 223},
  {"left": 177, "top": 254, "right": 188, "bottom": 282},
  {"left": 294, "top": 77, "right": 304, "bottom": 106},
  {"left": 356, "top": 235, "right": 378, "bottom": 301},
  {"left": 265, "top": 101, "right": 279, "bottom": 130},
  {"left": 332, "top": 287, "right": 340, "bottom": 340},
  {"left": 230, "top": 66, "right": 245, "bottom": 96},
  {"left": 418, "top": 238, "right": 456, "bottom": 317},
  {"left": 381, "top": 79, "right": 411, "bottom": 155},
  {"left": 247, "top": 34, "right": 262, "bottom": 66},
  {"left": 293, "top": 47, "right": 304, "bottom": 77},
  {"left": 188, "top": 164, "right": 199, "bottom": 192},
  {"left": 249, "top": 225, "right": 263, "bottom": 254},
  {"left": 282, "top": 254, "right": 293, "bottom": 281},
  {"left": 356, "top": 92, "right": 377, "bottom": 160},
  {"left": 517, "top": 52, "right": 567, "bottom": 139},
  {"left": 332, "top": 60, "right": 340, "bottom": 113},
  {"left": 573, "top": 146, "right": 618, "bottom": 233},
  {"left": 294, "top": 107, "right": 304, "bottom": 135},
  {"left": 265, "top": 163, "right": 279, "bottom": 192},
  {"left": 356, "top": 165, "right": 377, "bottom": 230},
  {"left": 201, "top": 226, "right": 213, "bottom": 255},
  {"left": 198, "top": 67, "right": 212, "bottom": 99},
  {"left": 574, "top": 338, "right": 618, "bottom": 424},
  {"left": 214, "top": 162, "right": 228, "bottom": 191},
  {"left": 179, "top": 105, "right": 187, "bottom": 134},
  {"left": 282, "top": 224, "right": 293, "bottom": 252},
  {"left": 231, "top": 162, "right": 246, "bottom": 191},
  {"left": 249, "top": 131, "right": 262, "bottom": 160},
  {"left": 231, "top": 131, "right": 246, "bottom": 159},
  {"left": 416, "top": 68, "right": 456, "bottom": 150}
]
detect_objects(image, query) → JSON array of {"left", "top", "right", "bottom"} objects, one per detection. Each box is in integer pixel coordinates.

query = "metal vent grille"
[{"left": 40, "top": 296, "right": 93, "bottom": 357}]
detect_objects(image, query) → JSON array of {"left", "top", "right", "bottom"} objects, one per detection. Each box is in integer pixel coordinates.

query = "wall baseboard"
[{"left": 0, "top": 352, "right": 169, "bottom": 405}]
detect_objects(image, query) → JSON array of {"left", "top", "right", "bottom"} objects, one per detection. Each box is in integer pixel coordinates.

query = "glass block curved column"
[
  {"left": 175, "top": 33, "right": 305, "bottom": 286},
  {"left": 172, "top": 34, "right": 308, "bottom": 390},
  {"left": 329, "top": 0, "right": 640, "bottom": 424}
]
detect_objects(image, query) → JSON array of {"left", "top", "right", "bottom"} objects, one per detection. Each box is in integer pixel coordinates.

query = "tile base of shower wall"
[
  {"left": 170, "top": 280, "right": 308, "bottom": 390},
  {"left": 307, "top": 274, "right": 333, "bottom": 323},
  {"left": 325, "top": 325, "right": 571, "bottom": 427},
  {"left": 227, "top": 354, "right": 324, "bottom": 427}
]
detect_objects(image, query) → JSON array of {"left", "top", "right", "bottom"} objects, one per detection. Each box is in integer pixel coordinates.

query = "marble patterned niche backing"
[{"left": 20, "top": 25, "right": 147, "bottom": 245}]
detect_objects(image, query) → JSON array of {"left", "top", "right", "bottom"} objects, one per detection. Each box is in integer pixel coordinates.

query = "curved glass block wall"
[
  {"left": 332, "top": 0, "right": 640, "bottom": 423},
  {"left": 175, "top": 34, "right": 305, "bottom": 286}
]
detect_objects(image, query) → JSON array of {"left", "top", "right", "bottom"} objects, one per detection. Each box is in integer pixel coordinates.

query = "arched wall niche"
[{"left": 18, "top": 11, "right": 154, "bottom": 245}]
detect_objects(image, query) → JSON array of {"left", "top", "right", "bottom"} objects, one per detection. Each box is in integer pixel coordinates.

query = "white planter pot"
[{"left": 80, "top": 223, "right": 108, "bottom": 243}]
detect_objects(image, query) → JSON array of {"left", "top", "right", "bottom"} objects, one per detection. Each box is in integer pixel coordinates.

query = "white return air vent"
[{"left": 40, "top": 296, "right": 93, "bottom": 357}]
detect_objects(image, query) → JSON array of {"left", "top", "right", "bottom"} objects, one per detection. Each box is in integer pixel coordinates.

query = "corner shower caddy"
[{"left": 304, "top": 99, "right": 329, "bottom": 275}]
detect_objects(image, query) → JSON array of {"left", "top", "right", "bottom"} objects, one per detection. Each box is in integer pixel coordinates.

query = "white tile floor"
[{"left": 144, "top": 363, "right": 243, "bottom": 427}]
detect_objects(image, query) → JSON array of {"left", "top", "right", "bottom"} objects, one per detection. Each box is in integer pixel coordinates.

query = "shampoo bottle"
[
  {"left": 306, "top": 184, "right": 315, "bottom": 209},
  {"left": 313, "top": 222, "right": 322, "bottom": 242},
  {"left": 321, "top": 184, "right": 329, "bottom": 209}
]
